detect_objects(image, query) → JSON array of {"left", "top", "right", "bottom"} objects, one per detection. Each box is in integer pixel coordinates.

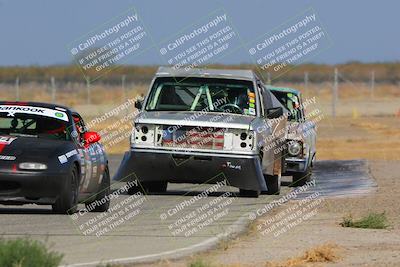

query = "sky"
[{"left": 0, "top": 0, "right": 399, "bottom": 66}]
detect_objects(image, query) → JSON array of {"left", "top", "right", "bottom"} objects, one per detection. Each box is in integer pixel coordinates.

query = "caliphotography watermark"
[
  {"left": 158, "top": 175, "right": 238, "bottom": 238},
  {"left": 247, "top": 179, "right": 316, "bottom": 221},
  {"left": 68, "top": 6, "right": 153, "bottom": 81},
  {"left": 92, "top": 98, "right": 139, "bottom": 152},
  {"left": 247, "top": 7, "right": 332, "bottom": 80},
  {"left": 158, "top": 9, "right": 241, "bottom": 78},
  {"left": 65, "top": 96, "right": 141, "bottom": 155},
  {"left": 69, "top": 179, "right": 147, "bottom": 238},
  {"left": 256, "top": 191, "right": 324, "bottom": 237}
]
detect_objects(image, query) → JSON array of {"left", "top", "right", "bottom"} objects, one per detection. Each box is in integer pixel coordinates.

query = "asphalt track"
[{"left": 0, "top": 156, "right": 376, "bottom": 266}]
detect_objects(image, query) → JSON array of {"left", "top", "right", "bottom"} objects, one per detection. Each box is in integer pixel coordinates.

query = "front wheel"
[
  {"left": 264, "top": 174, "right": 281, "bottom": 195},
  {"left": 85, "top": 167, "right": 111, "bottom": 212},
  {"left": 53, "top": 165, "right": 79, "bottom": 214}
]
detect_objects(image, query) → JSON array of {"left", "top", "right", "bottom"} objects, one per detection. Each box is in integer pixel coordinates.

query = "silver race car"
[{"left": 115, "top": 67, "right": 287, "bottom": 197}]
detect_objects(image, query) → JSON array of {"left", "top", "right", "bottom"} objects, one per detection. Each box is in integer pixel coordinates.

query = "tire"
[
  {"left": 239, "top": 188, "right": 260, "bottom": 198},
  {"left": 127, "top": 184, "right": 141, "bottom": 195},
  {"left": 127, "top": 181, "right": 168, "bottom": 194},
  {"left": 53, "top": 165, "right": 79, "bottom": 214},
  {"left": 145, "top": 181, "right": 168, "bottom": 193},
  {"left": 85, "top": 167, "right": 111, "bottom": 212},
  {"left": 292, "top": 169, "right": 311, "bottom": 187},
  {"left": 265, "top": 174, "right": 281, "bottom": 195}
]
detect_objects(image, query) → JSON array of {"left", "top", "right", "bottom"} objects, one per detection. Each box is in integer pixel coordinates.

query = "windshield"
[
  {"left": 0, "top": 113, "right": 70, "bottom": 140},
  {"left": 145, "top": 77, "right": 257, "bottom": 116},
  {"left": 271, "top": 90, "right": 302, "bottom": 122}
]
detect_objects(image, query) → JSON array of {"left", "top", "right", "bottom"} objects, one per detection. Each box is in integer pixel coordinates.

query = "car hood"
[
  {"left": 0, "top": 135, "right": 71, "bottom": 162},
  {"left": 136, "top": 111, "right": 256, "bottom": 130}
]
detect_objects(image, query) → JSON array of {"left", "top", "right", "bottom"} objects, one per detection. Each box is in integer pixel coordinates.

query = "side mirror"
[
  {"left": 83, "top": 131, "right": 101, "bottom": 145},
  {"left": 134, "top": 100, "right": 143, "bottom": 110},
  {"left": 266, "top": 107, "right": 283, "bottom": 119}
]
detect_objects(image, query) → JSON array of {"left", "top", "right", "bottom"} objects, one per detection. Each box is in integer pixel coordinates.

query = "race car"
[
  {"left": 115, "top": 67, "right": 287, "bottom": 197},
  {"left": 0, "top": 102, "right": 110, "bottom": 214},
  {"left": 269, "top": 86, "right": 317, "bottom": 186}
]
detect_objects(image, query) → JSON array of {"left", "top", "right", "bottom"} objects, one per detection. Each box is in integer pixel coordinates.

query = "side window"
[{"left": 259, "top": 83, "right": 273, "bottom": 114}]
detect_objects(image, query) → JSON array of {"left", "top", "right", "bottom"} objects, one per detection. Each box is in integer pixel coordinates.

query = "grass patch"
[
  {"left": 0, "top": 238, "right": 63, "bottom": 267},
  {"left": 188, "top": 258, "right": 213, "bottom": 267},
  {"left": 340, "top": 212, "right": 389, "bottom": 229}
]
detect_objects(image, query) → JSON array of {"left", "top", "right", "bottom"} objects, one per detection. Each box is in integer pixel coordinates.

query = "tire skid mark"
[{"left": 294, "top": 160, "right": 377, "bottom": 199}]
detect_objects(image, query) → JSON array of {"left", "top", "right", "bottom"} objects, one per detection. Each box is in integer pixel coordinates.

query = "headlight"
[
  {"left": 288, "top": 141, "right": 302, "bottom": 156},
  {"left": 19, "top": 162, "right": 47, "bottom": 170},
  {"left": 141, "top": 125, "right": 148, "bottom": 134},
  {"left": 230, "top": 130, "right": 254, "bottom": 151},
  {"left": 131, "top": 124, "right": 155, "bottom": 146}
]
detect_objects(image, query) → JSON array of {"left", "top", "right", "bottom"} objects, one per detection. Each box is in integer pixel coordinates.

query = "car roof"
[
  {"left": 0, "top": 101, "right": 75, "bottom": 113},
  {"left": 156, "top": 66, "right": 258, "bottom": 81},
  {"left": 267, "top": 85, "right": 300, "bottom": 95}
]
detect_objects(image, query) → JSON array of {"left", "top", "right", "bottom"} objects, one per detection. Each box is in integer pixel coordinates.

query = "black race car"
[{"left": 0, "top": 101, "right": 110, "bottom": 214}]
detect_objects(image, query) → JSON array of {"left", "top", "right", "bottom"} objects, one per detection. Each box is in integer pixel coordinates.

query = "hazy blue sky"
[{"left": 0, "top": 0, "right": 399, "bottom": 66}]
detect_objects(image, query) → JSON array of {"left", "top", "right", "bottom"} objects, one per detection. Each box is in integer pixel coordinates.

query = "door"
[{"left": 71, "top": 113, "right": 105, "bottom": 194}]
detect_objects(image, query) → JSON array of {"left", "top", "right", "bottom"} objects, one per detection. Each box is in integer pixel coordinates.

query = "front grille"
[{"left": 162, "top": 126, "right": 224, "bottom": 150}]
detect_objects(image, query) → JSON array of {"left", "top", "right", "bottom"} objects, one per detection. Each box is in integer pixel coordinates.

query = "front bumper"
[
  {"left": 0, "top": 171, "right": 68, "bottom": 205},
  {"left": 285, "top": 157, "right": 308, "bottom": 174},
  {"left": 114, "top": 148, "right": 268, "bottom": 191}
]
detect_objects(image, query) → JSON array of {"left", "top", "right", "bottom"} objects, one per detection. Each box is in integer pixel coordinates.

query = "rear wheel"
[
  {"left": 239, "top": 189, "right": 260, "bottom": 198},
  {"left": 264, "top": 174, "right": 281, "bottom": 195},
  {"left": 53, "top": 165, "right": 79, "bottom": 214},
  {"left": 85, "top": 167, "right": 111, "bottom": 212}
]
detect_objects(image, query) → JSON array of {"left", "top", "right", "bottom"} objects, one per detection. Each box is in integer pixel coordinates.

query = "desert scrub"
[
  {"left": 340, "top": 212, "right": 389, "bottom": 229},
  {"left": 0, "top": 238, "right": 63, "bottom": 267},
  {"left": 266, "top": 243, "right": 340, "bottom": 266}
]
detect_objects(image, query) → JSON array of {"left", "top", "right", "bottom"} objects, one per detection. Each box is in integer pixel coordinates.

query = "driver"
[
  {"left": 72, "top": 116, "right": 85, "bottom": 143},
  {"left": 224, "top": 88, "right": 248, "bottom": 113},
  {"left": 73, "top": 116, "right": 84, "bottom": 133}
]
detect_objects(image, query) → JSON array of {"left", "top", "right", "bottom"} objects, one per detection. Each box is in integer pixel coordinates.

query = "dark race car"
[{"left": 0, "top": 102, "right": 110, "bottom": 214}]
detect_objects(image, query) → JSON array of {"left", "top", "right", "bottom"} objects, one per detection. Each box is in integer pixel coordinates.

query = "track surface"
[{"left": 0, "top": 156, "right": 376, "bottom": 266}]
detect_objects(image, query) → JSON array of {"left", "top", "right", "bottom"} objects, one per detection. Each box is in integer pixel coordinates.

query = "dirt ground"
[{"left": 133, "top": 115, "right": 400, "bottom": 267}]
